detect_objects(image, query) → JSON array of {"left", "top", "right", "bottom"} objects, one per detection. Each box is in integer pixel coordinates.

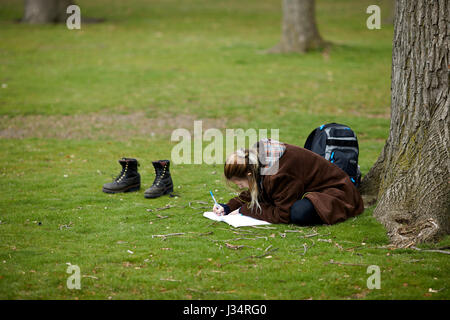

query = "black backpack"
[{"left": 304, "top": 123, "right": 361, "bottom": 187}]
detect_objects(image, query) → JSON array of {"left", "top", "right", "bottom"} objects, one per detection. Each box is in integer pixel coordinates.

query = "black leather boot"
[
  {"left": 144, "top": 160, "right": 173, "bottom": 199},
  {"left": 102, "top": 158, "right": 141, "bottom": 193}
]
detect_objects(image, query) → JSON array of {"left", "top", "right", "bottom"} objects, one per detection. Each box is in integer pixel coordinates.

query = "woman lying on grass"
[{"left": 213, "top": 138, "right": 364, "bottom": 225}]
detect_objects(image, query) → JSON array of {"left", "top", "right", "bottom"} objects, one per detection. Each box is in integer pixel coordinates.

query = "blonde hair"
[{"left": 224, "top": 148, "right": 261, "bottom": 213}]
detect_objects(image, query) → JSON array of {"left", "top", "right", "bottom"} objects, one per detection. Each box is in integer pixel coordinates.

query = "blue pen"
[
  {"left": 209, "top": 190, "right": 223, "bottom": 211},
  {"left": 209, "top": 190, "right": 219, "bottom": 206}
]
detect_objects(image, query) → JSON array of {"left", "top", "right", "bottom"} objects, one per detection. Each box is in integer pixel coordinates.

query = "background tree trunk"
[
  {"left": 22, "top": 0, "right": 74, "bottom": 24},
  {"left": 360, "top": 0, "right": 449, "bottom": 247},
  {"left": 268, "top": 0, "right": 325, "bottom": 53}
]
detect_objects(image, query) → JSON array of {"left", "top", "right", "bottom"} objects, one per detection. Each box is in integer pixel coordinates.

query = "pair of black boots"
[{"left": 102, "top": 158, "right": 173, "bottom": 199}]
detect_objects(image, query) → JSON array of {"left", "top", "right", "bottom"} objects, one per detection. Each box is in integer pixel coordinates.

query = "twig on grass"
[
  {"left": 299, "top": 231, "right": 331, "bottom": 239},
  {"left": 225, "top": 243, "right": 254, "bottom": 250},
  {"left": 58, "top": 221, "right": 73, "bottom": 230},
  {"left": 325, "top": 259, "right": 367, "bottom": 267},
  {"left": 188, "top": 201, "right": 210, "bottom": 210},
  {"left": 215, "top": 227, "right": 260, "bottom": 236},
  {"left": 301, "top": 243, "right": 308, "bottom": 255},
  {"left": 148, "top": 215, "right": 170, "bottom": 223},
  {"left": 410, "top": 246, "right": 450, "bottom": 255},
  {"left": 291, "top": 242, "right": 311, "bottom": 256},
  {"left": 182, "top": 231, "right": 214, "bottom": 238},
  {"left": 210, "top": 236, "right": 268, "bottom": 242},
  {"left": 153, "top": 231, "right": 214, "bottom": 240},
  {"left": 148, "top": 204, "right": 177, "bottom": 212},
  {"left": 300, "top": 232, "right": 319, "bottom": 238},
  {"left": 197, "top": 231, "right": 214, "bottom": 236},
  {"left": 152, "top": 233, "right": 185, "bottom": 240},
  {"left": 160, "top": 278, "right": 182, "bottom": 282},
  {"left": 317, "top": 238, "right": 332, "bottom": 243},
  {"left": 250, "top": 226, "right": 277, "bottom": 230},
  {"left": 219, "top": 247, "right": 279, "bottom": 267}
]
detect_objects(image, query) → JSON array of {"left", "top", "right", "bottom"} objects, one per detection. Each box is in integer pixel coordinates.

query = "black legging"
[{"left": 289, "top": 198, "right": 323, "bottom": 226}]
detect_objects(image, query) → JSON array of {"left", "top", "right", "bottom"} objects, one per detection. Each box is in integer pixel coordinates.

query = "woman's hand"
[
  {"left": 213, "top": 204, "right": 225, "bottom": 216},
  {"left": 229, "top": 208, "right": 240, "bottom": 215}
]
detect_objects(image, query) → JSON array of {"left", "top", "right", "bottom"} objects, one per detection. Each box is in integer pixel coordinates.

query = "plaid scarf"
[{"left": 254, "top": 138, "right": 286, "bottom": 175}]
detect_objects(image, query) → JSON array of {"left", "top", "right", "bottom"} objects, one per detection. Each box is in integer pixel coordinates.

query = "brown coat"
[{"left": 226, "top": 143, "right": 364, "bottom": 224}]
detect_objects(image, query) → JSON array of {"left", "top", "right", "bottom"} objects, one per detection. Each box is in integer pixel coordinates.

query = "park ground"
[{"left": 0, "top": 0, "right": 448, "bottom": 299}]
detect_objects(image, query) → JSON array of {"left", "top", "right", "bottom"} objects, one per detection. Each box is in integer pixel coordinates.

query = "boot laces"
[
  {"left": 115, "top": 163, "right": 128, "bottom": 183},
  {"left": 153, "top": 164, "right": 167, "bottom": 186}
]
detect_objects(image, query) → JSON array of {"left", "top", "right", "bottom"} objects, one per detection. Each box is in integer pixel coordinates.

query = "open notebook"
[{"left": 203, "top": 211, "right": 271, "bottom": 228}]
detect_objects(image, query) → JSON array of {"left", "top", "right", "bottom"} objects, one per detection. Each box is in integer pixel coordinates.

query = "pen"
[{"left": 209, "top": 190, "right": 219, "bottom": 207}]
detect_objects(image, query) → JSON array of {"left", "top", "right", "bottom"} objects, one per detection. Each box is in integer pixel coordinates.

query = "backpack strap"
[
  {"left": 304, "top": 128, "right": 317, "bottom": 150},
  {"left": 326, "top": 139, "right": 359, "bottom": 148}
]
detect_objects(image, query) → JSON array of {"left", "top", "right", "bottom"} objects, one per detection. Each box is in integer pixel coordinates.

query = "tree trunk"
[
  {"left": 22, "top": 0, "right": 74, "bottom": 24},
  {"left": 268, "top": 0, "right": 325, "bottom": 53},
  {"left": 360, "top": 0, "right": 449, "bottom": 247}
]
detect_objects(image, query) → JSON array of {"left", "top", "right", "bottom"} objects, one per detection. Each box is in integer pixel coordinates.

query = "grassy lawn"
[{"left": 0, "top": 0, "right": 448, "bottom": 300}]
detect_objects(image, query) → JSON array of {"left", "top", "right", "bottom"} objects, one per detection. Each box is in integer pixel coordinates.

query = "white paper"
[{"left": 203, "top": 211, "right": 271, "bottom": 228}]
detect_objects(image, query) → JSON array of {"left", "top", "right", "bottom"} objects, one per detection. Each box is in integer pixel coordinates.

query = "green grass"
[{"left": 0, "top": 0, "right": 448, "bottom": 300}]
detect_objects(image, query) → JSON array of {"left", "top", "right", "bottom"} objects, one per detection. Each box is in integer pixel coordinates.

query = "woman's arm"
[
  {"left": 225, "top": 190, "right": 252, "bottom": 213},
  {"left": 239, "top": 174, "right": 305, "bottom": 224}
]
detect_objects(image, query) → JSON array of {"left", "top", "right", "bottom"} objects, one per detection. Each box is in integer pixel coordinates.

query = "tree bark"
[
  {"left": 268, "top": 0, "right": 325, "bottom": 53},
  {"left": 360, "top": 0, "right": 449, "bottom": 247},
  {"left": 22, "top": 0, "right": 74, "bottom": 24}
]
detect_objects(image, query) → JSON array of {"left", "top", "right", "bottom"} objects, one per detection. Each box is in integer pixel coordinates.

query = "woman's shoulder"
[
  {"left": 263, "top": 143, "right": 325, "bottom": 180},
  {"left": 282, "top": 142, "right": 327, "bottom": 163},
  {"left": 255, "top": 139, "right": 313, "bottom": 166}
]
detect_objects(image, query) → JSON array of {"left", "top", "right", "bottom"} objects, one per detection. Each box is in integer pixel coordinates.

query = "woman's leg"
[{"left": 289, "top": 198, "right": 323, "bottom": 226}]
